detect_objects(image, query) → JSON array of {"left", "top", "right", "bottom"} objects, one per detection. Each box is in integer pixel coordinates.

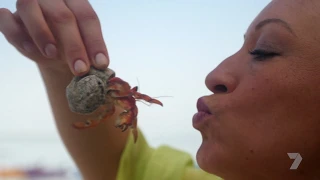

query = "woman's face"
[{"left": 195, "top": 0, "right": 320, "bottom": 179}]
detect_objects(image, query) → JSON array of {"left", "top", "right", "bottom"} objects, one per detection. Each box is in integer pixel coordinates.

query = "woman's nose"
[{"left": 205, "top": 61, "right": 238, "bottom": 94}]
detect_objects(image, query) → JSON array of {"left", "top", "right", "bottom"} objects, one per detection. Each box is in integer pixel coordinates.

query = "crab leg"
[
  {"left": 113, "top": 96, "right": 139, "bottom": 142},
  {"left": 115, "top": 108, "right": 136, "bottom": 131},
  {"left": 130, "top": 86, "right": 163, "bottom": 106},
  {"left": 116, "top": 108, "right": 138, "bottom": 143},
  {"left": 113, "top": 96, "right": 137, "bottom": 127}
]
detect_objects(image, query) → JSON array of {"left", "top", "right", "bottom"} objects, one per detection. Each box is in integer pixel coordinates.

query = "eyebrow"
[{"left": 244, "top": 18, "right": 296, "bottom": 39}]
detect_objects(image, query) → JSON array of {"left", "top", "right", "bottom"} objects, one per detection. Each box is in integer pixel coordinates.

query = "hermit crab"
[{"left": 66, "top": 67, "right": 163, "bottom": 143}]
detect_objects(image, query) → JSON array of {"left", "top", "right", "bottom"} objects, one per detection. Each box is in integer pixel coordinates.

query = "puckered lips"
[{"left": 193, "top": 97, "right": 213, "bottom": 130}]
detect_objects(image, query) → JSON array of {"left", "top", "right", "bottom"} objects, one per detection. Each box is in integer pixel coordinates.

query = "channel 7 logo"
[{"left": 287, "top": 153, "right": 302, "bottom": 170}]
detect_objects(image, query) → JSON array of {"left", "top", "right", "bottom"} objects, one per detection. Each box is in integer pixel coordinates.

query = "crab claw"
[
  {"left": 115, "top": 110, "right": 135, "bottom": 129},
  {"left": 113, "top": 103, "right": 139, "bottom": 142},
  {"left": 117, "top": 124, "right": 128, "bottom": 132}
]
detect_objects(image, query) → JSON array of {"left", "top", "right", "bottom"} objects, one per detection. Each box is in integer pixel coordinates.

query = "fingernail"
[
  {"left": 22, "top": 41, "right": 35, "bottom": 53},
  {"left": 94, "top": 53, "right": 108, "bottom": 67},
  {"left": 44, "top": 43, "right": 57, "bottom": 58},
  {"left": 74, "top": 60, "right": 87, "bottom": 73}
]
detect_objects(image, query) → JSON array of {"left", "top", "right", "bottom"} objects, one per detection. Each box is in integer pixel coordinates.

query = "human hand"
[{"left": 0, "top": 0, "right": 109, "bottom": 76}]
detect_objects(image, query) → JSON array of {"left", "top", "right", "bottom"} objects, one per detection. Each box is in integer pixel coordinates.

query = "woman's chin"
[{"left": 196, "top": 139, "right": 223, "bottom": 175}]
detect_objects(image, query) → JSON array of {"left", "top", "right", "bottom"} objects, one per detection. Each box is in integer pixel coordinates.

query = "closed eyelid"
[
  {"left": 255, "top": 18, "right": 295, "bottom": 35},
  {"left": 255, "top": 42, "right": 280, "bottom": 51}
]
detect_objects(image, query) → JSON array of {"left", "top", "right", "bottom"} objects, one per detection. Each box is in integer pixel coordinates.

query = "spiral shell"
[{"left": 66, "top": 67, "right": 115, "bottom": 114}]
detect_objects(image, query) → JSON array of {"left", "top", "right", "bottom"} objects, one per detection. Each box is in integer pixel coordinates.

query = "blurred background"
[{"left": 0, "top": 0, "right": 270, "bottom": 179}]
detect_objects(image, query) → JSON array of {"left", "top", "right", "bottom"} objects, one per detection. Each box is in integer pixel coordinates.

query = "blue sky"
[{"left": 0, "top": 0, "right": 271, "bottom": 166}]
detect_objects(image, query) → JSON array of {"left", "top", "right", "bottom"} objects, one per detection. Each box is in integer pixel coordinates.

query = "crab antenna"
[
  {"left": 136, "top": 77, "right": 140, "bottom": 93},
  {"left": 135, "top": 77, "right": 173, "bottom": 99},
  {"left": 151, "top": 96, "right": 173, "bottom": 98}
]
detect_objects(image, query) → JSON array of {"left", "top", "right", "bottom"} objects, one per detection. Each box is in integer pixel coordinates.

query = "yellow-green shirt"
[{"left": 117, "top": 129, "right": 222, "bottom": 180}]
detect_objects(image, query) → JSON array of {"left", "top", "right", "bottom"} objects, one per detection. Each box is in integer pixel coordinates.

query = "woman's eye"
[{"left": 249, "top": 49, "right": 280, "bottom": 61}]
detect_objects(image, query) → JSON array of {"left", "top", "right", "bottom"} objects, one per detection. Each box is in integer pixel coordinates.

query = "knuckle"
[
  {"left": 0, "top": 23, "right": 20, "bottom": 38},
  {"left": 5, "top": 34, "right": 17, "bottom": 44},
  {"left": 51, "top": 10, "right": 75, "bottom": 24},
  {"left": 16, "top": 0, "right": 35, "bottom": 10},
  {"left": 0, "top": 8, "right": 10, "bottom": 25},
  {"left": 0, "top": 8, "right": 11, "bottom": 16},
  {"left": 3, "top": 30, "right": 23, "bottom": 45},
  {"left": 76, "top": 10, "right": 98, "bottom": 22},
  {"left": 32, "top": 27, "right": 51, "bottom": 41},
  {"left": 5, "top": 29, "right": 20, "bottom": 39},
  {"left": 66, "top": 45, "right": 85, "bottom": 58},
  {"left": 87, "top": 38, "right": 105, "bottom": 51}
]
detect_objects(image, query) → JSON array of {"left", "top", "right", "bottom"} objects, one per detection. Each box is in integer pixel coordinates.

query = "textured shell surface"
[{"left": 66, "top": 67, "right": 115, "bottom": 114}]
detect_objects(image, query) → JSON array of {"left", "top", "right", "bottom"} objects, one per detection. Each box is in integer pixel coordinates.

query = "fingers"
[
  {"left": 37, "top": 0, "right": 91, "bottom": 75},
  {"left": 64, "top": 0, "right": 109, "bottom": 68},
  {"left": 39, "top": 0, "right": 109, "bottom": 74},
  {"left": 16, "top": 0, "right": 57, "bottom": 59},
  {"left": 0, "top": 8, "right": 38, "bottom": 54},
  {"left": 3, "top": 0, "right": 109, "bottom": 76}
]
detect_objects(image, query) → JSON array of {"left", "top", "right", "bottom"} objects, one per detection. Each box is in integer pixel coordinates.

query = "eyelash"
[{"left": 249, "top": 49, "right": 280, "bottom": 61}]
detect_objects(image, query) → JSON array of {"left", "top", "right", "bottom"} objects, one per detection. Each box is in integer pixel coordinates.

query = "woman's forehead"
[{"left": 247, "top": 0, "right": 320, "bottom": 37}]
